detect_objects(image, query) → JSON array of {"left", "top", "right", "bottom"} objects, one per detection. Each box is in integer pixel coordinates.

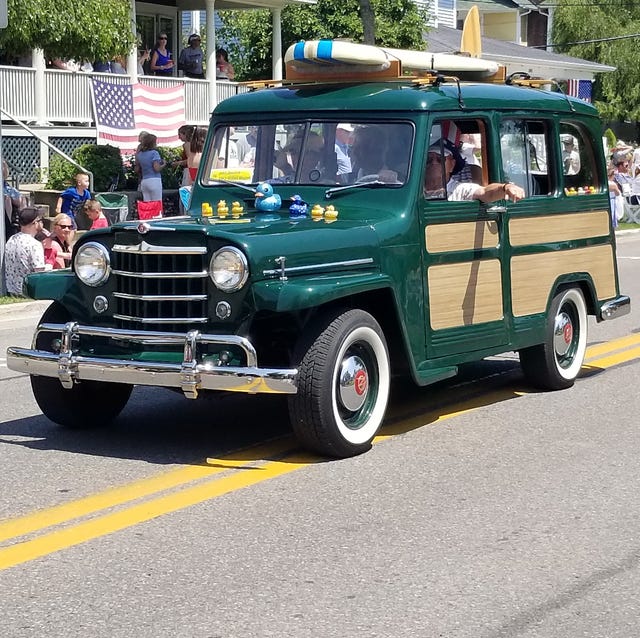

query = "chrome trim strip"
[
  {"left": 113, "top": 241, "right": 207, "bottom": 255},
  {"left": 600, "top": 295, "right": 631, "bottom": 320},
  {"left": 262, "top": 257, "right": 374, "bottom": 278},
  {"left": 112, "top": 270, "right": 208, "bottom": 279},
  {"left": 113, "top": 314, "right": 209, "bottom": 324},
  {"left": 113, "top": 292, "right": 208, "bottom": 302}
]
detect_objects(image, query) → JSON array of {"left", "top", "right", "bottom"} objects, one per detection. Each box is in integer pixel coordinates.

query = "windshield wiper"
[
  {"left": 324, "top": 180, "right": 397, "bottom": 200},
  {"left": 210, "top": 177, "right": 256, "bottom": 193}
]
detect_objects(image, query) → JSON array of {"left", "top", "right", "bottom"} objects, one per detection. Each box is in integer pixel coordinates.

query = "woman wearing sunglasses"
[
  {"left": 150, "top": 34, "right": 174, "bottom": 76},
  {"left": 43, "top": 214, "right": 75, "bottom": 269}
]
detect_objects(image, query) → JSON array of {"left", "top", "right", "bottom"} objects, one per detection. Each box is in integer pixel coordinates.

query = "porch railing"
[{"left": 0, "top": 65, "right": 248, "bottom": 125}]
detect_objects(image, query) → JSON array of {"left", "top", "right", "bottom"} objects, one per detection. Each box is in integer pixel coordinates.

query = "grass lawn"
[
  {"left": 617, "top": 222, "right": 640, "bottom": 230},
  {"left": 0, "top": 296, "right": 32, "bottom": 305}
]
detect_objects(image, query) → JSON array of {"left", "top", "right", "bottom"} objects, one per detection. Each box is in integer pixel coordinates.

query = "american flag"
[
  {"left": 567, "top": 79, "right": 592, "bottom": 103},
  {"left": 91, "top": 79, "right": 185, "bottom": 154}
]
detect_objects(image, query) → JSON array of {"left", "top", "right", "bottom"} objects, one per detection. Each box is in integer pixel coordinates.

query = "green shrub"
[
  {"left": 604, "top": 128, "right": 616, "bottom": 154},
  {"left": 46, "top": 144, "right": 124, "bottom": 192},
  {"left": 158, "top": 146, "right": 184, "bottom": 189}
]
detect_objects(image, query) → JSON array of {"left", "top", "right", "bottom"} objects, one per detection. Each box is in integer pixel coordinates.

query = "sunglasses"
[
  {"left": 57, "top": 224, "right": 74, "bottom": 229},
  {"left": 159, "top": 36, "right": 167, "bottom": 40}
]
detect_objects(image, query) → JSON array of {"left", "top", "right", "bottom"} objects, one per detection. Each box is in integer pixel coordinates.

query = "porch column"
[
  {"left": 32, "top": 48, "right": 50, "bottom": 126},
  {"left": 205, "top": 0, "right": 218, "bottom": 113},
  {"left": 128, "top": 0, "right": 138, "bottom": 82},
  {"left": 272, "top": 8, "right": 282, "bottom": 80}
]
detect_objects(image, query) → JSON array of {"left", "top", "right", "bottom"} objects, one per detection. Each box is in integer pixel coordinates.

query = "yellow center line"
[
  {"left": 585, "top": 333, "right": 640, "bottom": 361},
  {"left": 1, "top": 332, "right": 639, "bottom": 571},
  {"left": 0, "top": 453, "right": 317, "bottom": 571},
  {"left": 0, "top": 439, "right": 294, "bottom": 544}
]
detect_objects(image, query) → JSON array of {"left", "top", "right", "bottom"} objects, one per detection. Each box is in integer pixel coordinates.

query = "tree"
[
  {"left": 552, "top": 0, "right": 640, "bottom": 121},
  {"left": 218, "top": 0, "right": 428, "bottom": 81},
  {"left": 0, "top": 0, "right": 134, "bottom": 63}
]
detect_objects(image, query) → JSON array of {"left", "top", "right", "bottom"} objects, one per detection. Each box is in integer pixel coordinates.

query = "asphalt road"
[{"left": 0, "top": 233, "right": 639, "bottom": 638}]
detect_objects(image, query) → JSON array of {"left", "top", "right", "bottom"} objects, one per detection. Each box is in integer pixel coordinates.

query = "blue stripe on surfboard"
[
  {"left": 316, "top": 40, "right": 334, "bottom": 63},
  {"left": 293, "top": 41, "right": 306, "bottom": 61}
]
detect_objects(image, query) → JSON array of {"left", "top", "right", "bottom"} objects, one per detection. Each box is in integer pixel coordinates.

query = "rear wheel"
[
  {"left": 288, "top": 309, "right": 390, "bottom": 458},
  {"left": 31, "top": 302, "right": 132, "bottom": 429},
  {"left": 519, "top": 287, "right": 588, "bottom": 390}
]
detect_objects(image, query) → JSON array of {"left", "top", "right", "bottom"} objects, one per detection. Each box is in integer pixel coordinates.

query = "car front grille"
[{"left": 111, "top": 235, "right": 209, "bottom": 331}]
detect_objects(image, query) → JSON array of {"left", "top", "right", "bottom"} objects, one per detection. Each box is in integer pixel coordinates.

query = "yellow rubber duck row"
[{"left": 310, "top": 204, "right": 339, "bottom": 222}]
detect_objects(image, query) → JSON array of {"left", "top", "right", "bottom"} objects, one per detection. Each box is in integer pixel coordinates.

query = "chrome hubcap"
[
  {"left": 554, "top": 311, "right": 573, "bottom": 357},
  {"left": 338, "top": 355, "right": 369, "bottom": 412}
]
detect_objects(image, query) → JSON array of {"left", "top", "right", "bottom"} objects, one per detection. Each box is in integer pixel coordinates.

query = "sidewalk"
[{"left": 0, "top": 299, "right": 51, "bottom": 322}]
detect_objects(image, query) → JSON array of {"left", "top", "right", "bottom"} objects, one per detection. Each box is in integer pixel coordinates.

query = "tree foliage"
[
  {"left": 552, "top": 0, "right": 640, "bottom": 121},
  {"left": 0, "top": 0, "right": 134, "bottom": 62},
  {"left": 218, "top": 0, "right": 428, "bottom": 81}
]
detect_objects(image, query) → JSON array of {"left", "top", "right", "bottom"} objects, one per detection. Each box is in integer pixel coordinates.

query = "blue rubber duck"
[
  {"left": 254, "top": 182, "right": 282, "bottom": 212},
  {"left": 289, "top": 195, "right": 308, "bottom": 220}
]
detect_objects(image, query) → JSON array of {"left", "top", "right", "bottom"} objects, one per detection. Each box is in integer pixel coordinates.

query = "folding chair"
[
  {"left": 623, "top": 178, "right": 640, "bottom": 224},
  {"left": 95, "top": 192, "right": 130, "bottom": 225}
]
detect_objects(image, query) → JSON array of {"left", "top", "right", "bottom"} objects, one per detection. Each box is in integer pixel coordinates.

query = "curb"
[{"left": 0, "top": 299, "right": 51, "bottom": 321}]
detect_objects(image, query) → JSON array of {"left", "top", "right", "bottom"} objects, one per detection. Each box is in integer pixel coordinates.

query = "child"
[
  {"left": 84, "top": 199, "right": 108, "bottom": 229},
  {"left": 55, "top": 172, "right": 91, "bottom": 226}
]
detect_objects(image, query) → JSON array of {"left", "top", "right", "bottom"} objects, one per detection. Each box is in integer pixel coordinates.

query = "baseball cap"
[
  {"left": 561, "top": 134, "right": 573, "bottom": 144},
  {"left": 337, "top": 123, "right": 354, "bottom": 132},
  {"left": 18, "top": 207, "right": 43, "bottom": 227},
  {"left": 428, "top": 141, "right": 453, "bottom": 157}
]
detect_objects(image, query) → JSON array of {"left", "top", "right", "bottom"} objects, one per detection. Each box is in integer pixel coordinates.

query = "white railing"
[{"left": 0, "top": 65, "right": 248, "bottom": 126}]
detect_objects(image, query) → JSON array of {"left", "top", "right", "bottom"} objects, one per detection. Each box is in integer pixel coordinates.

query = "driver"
[{"left": 350, "top": 126, "right": 399, "bottom": 183}]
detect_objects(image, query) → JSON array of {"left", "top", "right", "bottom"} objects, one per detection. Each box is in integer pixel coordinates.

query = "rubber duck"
[
  {"left": 231, "top": 201, "right": 244, "bottom": 218},
  {"left": 310, "top": 204, "right": 324, "bottom": 220},
  {"left": 289, "top": 195, "right": 308, "bottom": 220},
  {"left": 254, "top": 182, "right": 282, "bottom": 212},
  {"left": 324, "top": 205, "right": 338, "bottom": 223},
  {"left": 217, "top": 200, "right": 229, "bottom": 218}
]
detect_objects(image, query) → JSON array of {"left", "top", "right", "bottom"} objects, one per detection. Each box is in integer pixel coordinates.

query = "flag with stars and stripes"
[
  {"left": 567, "top": 79, "right": 592, "bottom": 103},
  {"left": 90, "top": 79, "right": 185, "bottom": 153}
]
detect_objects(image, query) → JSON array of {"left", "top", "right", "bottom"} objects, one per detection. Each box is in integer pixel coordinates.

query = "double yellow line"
[{"left": 1, "top": 332, "right": 639, "bottom": 571}]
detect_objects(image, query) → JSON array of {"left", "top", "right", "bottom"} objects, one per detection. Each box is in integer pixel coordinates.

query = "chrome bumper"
[
  {"left": 600, "top": 295, "right": 631, "bottom": 321},
  {"left": 6, "top": 322, "right": 298, "bottom": 398}
]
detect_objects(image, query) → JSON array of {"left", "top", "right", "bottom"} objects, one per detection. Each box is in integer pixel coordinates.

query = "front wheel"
[
  {"left": 31, "top": 376, "right": 133, "bottom": 429},
  {"left": 288, "top": 309, "right": 391, "bottom": 458},
  {"left": 30, "top": 301, "right": 132, "bottom": 428},
  {"left": 519, "top": 287, "right": 588, "bottom": 390}
]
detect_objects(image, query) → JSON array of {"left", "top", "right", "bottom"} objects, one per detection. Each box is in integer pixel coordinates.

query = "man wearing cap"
[
  {"left": 561, "top": 135, "right": 580, "bottom": 175},
  {"left": 335, "top": 123, "right": 354, "bottom": 180},
  {"left": 178, "top": 34, "right": 204, "bottom": 79},
  {"left": 3, "top": 207, "right": 50, "bottom": 296},
  {"left": 425, "top": 140, "right": 525, "bottom": 202}
]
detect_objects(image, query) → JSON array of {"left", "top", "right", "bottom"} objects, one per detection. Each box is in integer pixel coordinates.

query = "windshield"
[{"left": 203, "top": 121, "right": 413, "bottom": 187}]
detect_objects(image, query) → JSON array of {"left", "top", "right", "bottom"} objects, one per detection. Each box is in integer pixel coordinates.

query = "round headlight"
[
  {"left": 75, "top": 242, "right": 111, "bottom": 287},
  {"left": 209, "top": 246, "right": 248, "bottom": 292}
]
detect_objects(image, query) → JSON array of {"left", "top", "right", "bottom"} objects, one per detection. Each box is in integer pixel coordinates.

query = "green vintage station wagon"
[{"left": 7, "top": 40, "right": 630, "bottom": 457}]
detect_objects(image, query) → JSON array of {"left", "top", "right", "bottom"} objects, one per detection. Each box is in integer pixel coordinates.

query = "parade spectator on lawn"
[
  {"left": 135, "top": 132, "right": 166, "bottom": 201},
  {"left": 84, "top": 200, "right": 108, "bottom": 230},
  {"left": 55, "top": 172, "right": 91, "bottom": 226},
  {"left": 43, "top": 213, "right": 75, "bottom": 269},
  {"left": 4, "top": 207, "right": 51, "bottom": 296}
]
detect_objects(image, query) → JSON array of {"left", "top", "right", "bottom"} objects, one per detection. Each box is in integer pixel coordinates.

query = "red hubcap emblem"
[
  {"left": 563, "top": 322, "right": 573, "bottom": 344},
  {"left": 354, "top": 369, "right": 368, "bottom": 396}
]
